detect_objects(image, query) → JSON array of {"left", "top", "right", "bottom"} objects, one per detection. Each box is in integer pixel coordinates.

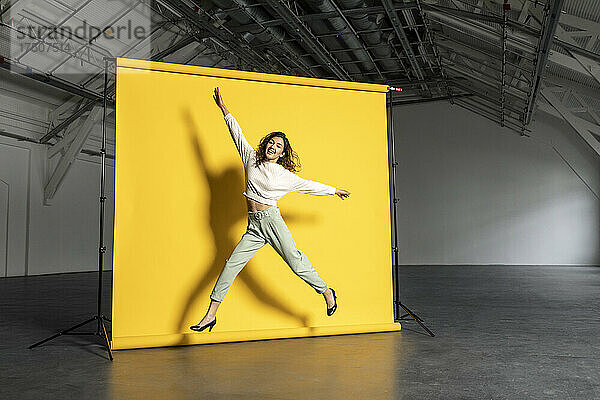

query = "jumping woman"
[{"left": 190, "top": 87, "right": 351, "bottom": 333}]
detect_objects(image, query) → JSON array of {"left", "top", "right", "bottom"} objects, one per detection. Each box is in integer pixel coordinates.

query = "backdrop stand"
[
  {"left": 387, "top": 87, "right": 435, "bottom": 337},
  {"left": 28, "top": 57, "right": 115, "bottom": 360}
]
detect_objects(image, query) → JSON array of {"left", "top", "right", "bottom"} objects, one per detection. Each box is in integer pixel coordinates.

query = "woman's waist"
[
  {"left": 246, "top": 196, "right": 273, "bottom": 213},
  {"left": 246, "top": 202, "right": 280, "bottom": 220},
  {"left": 243, "top": 190, "right": 278, "bottom": 208}
]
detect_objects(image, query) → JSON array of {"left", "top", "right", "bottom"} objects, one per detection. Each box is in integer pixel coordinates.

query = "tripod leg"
[
  {"left": 98, "top": 316, "right": 113, "bottom": 361},
  {"left": 29, "top": 317, "right": 96, "bottom": 349},
  {"left": 400, "top": 312, "right": 424, "bottom": 323},
  {"left": 399, "top": 303, "right": 435, "bottom": 337}
]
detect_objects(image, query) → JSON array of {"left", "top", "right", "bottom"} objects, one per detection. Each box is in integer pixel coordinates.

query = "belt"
[{"left": 248, "top": 207, "right": 279, "bottom": 220}]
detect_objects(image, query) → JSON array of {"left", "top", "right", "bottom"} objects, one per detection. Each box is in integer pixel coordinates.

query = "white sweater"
[{"left": 224, "top": 112, "right": 336, "bottom": 206}]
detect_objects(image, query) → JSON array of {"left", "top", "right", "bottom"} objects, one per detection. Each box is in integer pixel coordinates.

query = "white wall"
[
  {"left": 393, "top": 101, "right": 600, "bottom": 266},
  {"left": 1, "top": 69, "right": 115, "bottom": 276},
  {"left": 0, "top": 142, "right": 29, "bottom": 277},
  {"left": 0, "top": 136, "right": 115, "bottom": 277}
]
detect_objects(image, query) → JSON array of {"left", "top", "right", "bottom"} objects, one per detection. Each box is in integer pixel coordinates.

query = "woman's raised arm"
[
  {"left": 213, "top": 87, "right": 229, "bottom": 116},
  {"left": 213, "top": 87, "right": 255, "bottom": 165}
]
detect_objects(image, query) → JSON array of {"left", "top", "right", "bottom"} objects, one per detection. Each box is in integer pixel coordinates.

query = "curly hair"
[{"left": 255, "top": 131, "right": 301, "bottom": 173}]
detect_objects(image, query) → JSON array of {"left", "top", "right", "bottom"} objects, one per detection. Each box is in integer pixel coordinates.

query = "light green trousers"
[{"left": 210, "top": 206, "right": 329, "bottom": 302}]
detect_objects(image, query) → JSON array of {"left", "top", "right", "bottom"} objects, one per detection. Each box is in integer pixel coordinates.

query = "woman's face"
[{"left": 265, "top": 136, "right": 285, "bottom": 162}]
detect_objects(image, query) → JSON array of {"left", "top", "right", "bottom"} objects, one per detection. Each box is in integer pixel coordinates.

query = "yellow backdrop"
[{"left": 112, "top": 57, "right": 399, "bottom": 350}]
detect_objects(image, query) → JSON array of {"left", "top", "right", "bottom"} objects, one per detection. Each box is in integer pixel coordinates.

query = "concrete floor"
[{"left": 1, "top": 265, "right": 599, "bottom": 399}]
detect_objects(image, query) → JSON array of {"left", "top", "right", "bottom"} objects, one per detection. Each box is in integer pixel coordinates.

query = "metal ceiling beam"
[
  {"left": 78, "top": 21, "right": 187, "bottom": 92},
  {"left": 227, "top": 0, "right": 314, "bottom": 77},
  {"left": 451, "top": 78, "right": 525, "bottom": 116},
  {"left": 48, "top": 97, "right": 82, "bottom": 123},
  {"left": 570, "top": 91, "right": 600, "bottom": 125},
  {"left": 1, "top": 25, "right": 104, "bottom": 72},
  {"left": 0, "top": 0, "right": 20, "bottom": 18},
  {"left": 541, "top": 86, "right": 600, "bottom": 129},
  {"left": 558, "top": 11, "right": 600, "bottom": 34},
  {"left": 518, "top": 0, "right": 531, "bottom": 23},
  {"left": 426, "top": 8, "right": 536, "bottom": 52},
  {"left": 44, "top": 106, "right": 102, "bottom": 203},
  {"left": 416, "top": 0, "right": 453, "bottom": 100},
  {"left": 508, "top": 56, "right": 531, "bottom": 96},
  {"left": 461, "top": 98, "right": 523, "bottom": 127},
  {"left": 43, "top": 31, "right": 200, "bottom": 144},
  {"left": 556, "top": 39, "right": 600, "bottom": 65},
  {"left": 506, "top": 1, "right": 600, "bottom": 82},
  {"left": 40, "top": 99, "right": 96, "bottom": 144},
  {"left": 157, "top": 0, "right": 273, "bottom": 72},
  {"left": 48, "top": 117, "right": 83, "bottom": 158},
  {"left": 538, "top": 103, "right": 600, "bottom": 139},
  {"left": 0, "top": 130, "right": 39, "bottom": 144},
  {"left": 381, "top": 0, "right": 425, "bottom": 81},
  {"left": 0, "top": 58, "right": 102, "bottom": 101},
  {"left": 481, "top": 0, "right": 600, "bottom": 64},
  {"left": 443, "top": 62, "right": 529, "bottom": 107},
  {"left": 437, "top": 43, "right": 531, "bottom": 94},
  {"left": 328, "top": 0, "right": 384, "bottom": 80},
  {"left": 554, "top": 28, "right": 600, "bottom": 86},
  {"left": 437, "top": 33, "right": 533, "bottom": 80},
  {"left": 150, "top": 34, "right": 197, "bottom": 61},
  {"left": 390, "top": 93, "right": 473, "bottom": 106},
  {"left": 428, "top": 14, "right": 536, "bottom": 60},
  {"left": 545, "top": 75, "right": 600, "bottom": 102},
  {"left": 458, "top": 93, "right": 524, "bottom": 122},
  {"left": 261, "top": 0, "right": 351, "bottom": 80},
  {"left": 428, "top": 9, "right": 598, "bottom": 85},
  {"left": 47, "top": 0, "right": 143, "bottom": 74},
  {"left": 541, "top": 86, "right": 600, "bottom": 157},
  {"left": 228, "top": 3, "right": 418, "bottom": 30},
  {"left": 438, "top": 36, "right": 529, "bottom": 88},
  {"left": 15, "top": 0, "right": 96, "bottom": 64},
  {"left": 524, "top": 0, "right": 565, "bottom": 125},
  {"left": 422, "top": 3, "right": 540, "bottom": 37},
  {"left": 454, "top": 97, "right": 527, "bottom": 134}
]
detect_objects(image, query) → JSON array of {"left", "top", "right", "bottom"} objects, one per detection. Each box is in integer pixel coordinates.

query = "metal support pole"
[
  {"left": 387, "top": 88, "right": 434, "bottom": 337},
  {"left": 97, "top": 58, "right": 110, "bottom": 337},
  {"left": 28, "top": 58, "right": 114, "bottom": 361},
  {"left": 387, "top": 91, "right": 400, "bottom": 296}
]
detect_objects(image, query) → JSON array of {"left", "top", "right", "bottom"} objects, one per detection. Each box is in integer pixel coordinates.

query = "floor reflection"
[{"left": 109, "top": 332, "right": 408, "bottom": 400}]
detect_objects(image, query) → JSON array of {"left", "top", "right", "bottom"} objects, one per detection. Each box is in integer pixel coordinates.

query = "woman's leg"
[
  {"left": 210, "top": 229, "right": 266, "bottom": 302},
  {"left": 264, "top": 213, "right": 329, "bottom": 295},
  {"left": 195, "top": 228, "right": 265, "bottom": 326}
]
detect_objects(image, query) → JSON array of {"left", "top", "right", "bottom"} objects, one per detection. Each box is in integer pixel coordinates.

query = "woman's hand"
[
  {"left": 213, "top": 87, "right": 229, "bottom": 115},
  {"left": 335, "top": 189, "right": 351, "bottom": 200}
]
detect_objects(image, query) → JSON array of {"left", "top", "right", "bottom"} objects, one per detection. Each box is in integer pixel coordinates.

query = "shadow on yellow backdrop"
[{"left": 112, "top": 58, "right": 399, "bottom": 349}]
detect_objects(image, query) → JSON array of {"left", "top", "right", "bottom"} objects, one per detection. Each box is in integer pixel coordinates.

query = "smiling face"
[{"left": 265, "top": 135, "right": 285, "bottom": 162}]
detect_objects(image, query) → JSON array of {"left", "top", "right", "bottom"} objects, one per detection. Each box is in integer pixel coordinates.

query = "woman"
[{"left": 190, "top": 88, "right": 351, "bottom": 333}]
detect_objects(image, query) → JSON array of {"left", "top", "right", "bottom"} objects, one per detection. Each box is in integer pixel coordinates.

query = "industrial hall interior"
[{"left": 0, "top": 0, "right": 598, "bottom": 399}]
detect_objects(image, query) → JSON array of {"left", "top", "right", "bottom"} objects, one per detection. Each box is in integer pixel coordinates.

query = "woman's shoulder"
[{"left": 276, "top": 164, "right": 297, "bottom": 178}]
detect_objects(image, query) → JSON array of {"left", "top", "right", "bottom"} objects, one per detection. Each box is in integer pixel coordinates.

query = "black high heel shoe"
[
  {"left": 326, "top": 288, "right": 337, "bottom": 316},
  {"left": 190, "top": 317, "right": 217, "bottom": 332}
]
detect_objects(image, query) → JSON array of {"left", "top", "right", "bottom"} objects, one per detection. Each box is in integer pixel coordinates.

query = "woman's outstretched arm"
[
  {"left": 213, "top": 87, "right": 255, "bottom": 165},
  {"left": 281, "top": 168, "right": 351, "bottom": 199}
]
